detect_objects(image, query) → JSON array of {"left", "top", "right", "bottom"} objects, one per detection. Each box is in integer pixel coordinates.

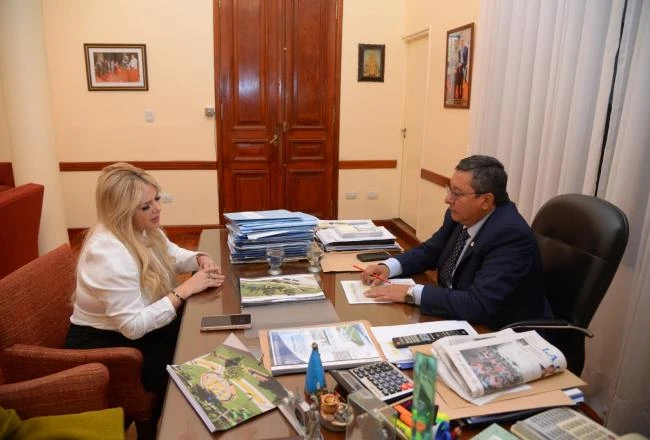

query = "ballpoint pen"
[{"left": 352, "top": 264, "right": 392, "bottom": 284}]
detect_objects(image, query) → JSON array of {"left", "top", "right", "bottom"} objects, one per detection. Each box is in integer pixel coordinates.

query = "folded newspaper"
[{"left": 432, "top": 329, "right": 566, "bottom": 405}]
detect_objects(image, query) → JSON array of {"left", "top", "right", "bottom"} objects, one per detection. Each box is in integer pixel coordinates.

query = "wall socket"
[
  {"left": 159, "top": 193, "right": 174, "bottom": 203},
  {"left": 345, "top": 192, "right": 357, "bottom": 200},
  {"left": 367, "top": 192, "right": 379, "bottom": 200}
]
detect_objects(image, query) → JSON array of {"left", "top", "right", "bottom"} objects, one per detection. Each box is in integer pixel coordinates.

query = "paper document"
[
  {"left": 371, "top": 321, "right": 477, "bottom": 366},
  {"left": 265, "top": 321, "right": 382, "bottom": 374},
  {"left": 239, "top": 274, "right": 325, "bottom": 306},
  {"left": 341, "top": 279, "right": 415, "bottom": 304}
]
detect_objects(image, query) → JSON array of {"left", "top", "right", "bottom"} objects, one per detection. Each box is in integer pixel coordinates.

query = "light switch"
[{"left": 145, "top": 110, "right": 155, "bottom": 123}]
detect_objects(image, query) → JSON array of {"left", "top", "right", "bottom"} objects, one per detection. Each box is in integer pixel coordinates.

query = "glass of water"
[
  {"left": 266, "top": 245, "right": 284, "bottom": 275},
  {"left": 306, "top": 241, "right": 323, "bottom": 273}
]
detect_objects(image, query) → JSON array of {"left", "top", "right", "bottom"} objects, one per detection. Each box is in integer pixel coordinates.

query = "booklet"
[
  {"left": 239, "top": 274, "right": 326, "bottom": 306},
  {"left": 259, "top": 320, "right": 384, "bottom": 375},
  {"left": 167, "top": 340, "right": 288, "bottom": 433}
]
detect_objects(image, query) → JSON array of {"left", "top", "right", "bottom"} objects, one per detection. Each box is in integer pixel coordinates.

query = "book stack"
[
  {"left": 315, "top": 220, "right": 400, "bottom": 252},
  {"left": 224, "top": 209, "right": 318, "bottom": 263}
]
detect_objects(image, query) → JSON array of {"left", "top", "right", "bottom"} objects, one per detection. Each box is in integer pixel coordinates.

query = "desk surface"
[{"left": 158, "top": 229, "right": 455, "bottom": 439}]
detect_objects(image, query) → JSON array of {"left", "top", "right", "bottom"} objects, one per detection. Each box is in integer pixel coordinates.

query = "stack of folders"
[
  {"left": 224, "top": 209, "right": 318, "bottom": 263},
  {"left": 315, "top": 219, "right": 400, "bottom": 252}
]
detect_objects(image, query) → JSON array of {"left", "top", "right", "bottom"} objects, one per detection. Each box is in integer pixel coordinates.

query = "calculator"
[{"left": 330, "top": 361, "right": 414, "bottom": 403}]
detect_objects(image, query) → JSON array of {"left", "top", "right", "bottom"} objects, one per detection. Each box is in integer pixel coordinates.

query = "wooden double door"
[{"left": 216, "top": 0, "right": 342, "bottom": 221}]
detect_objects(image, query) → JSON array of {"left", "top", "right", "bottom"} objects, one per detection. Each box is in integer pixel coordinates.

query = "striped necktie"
[{"left": 439, "top": 227, "right": 470, "bottom": 287}]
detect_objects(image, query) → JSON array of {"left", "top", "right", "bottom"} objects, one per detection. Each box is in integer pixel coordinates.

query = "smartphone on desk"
[
  {"left": 200, "top": 313, "right": 252, "bottom": 331},
  {"left": 357, "top": 251, "right": 392, "bottom": 262}
]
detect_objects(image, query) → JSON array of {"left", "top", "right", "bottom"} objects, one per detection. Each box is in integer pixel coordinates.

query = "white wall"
[
  {"left": 337, "top": 1, "right": 406, "bottom": 219},
  {"left": 0, "top": 86, "right": 11, "bottom": 162},
  {"left": 42, "top": 0, "right": 217, "bottom": 227},
  {"left": 33, "top": 0, "right": 478, "bottom": 229}
]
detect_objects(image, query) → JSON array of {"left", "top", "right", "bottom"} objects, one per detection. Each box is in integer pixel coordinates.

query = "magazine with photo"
[
  {"left": 432, "top": 329, "right": 567, "bottom": 405},
  {"left": 239, "top": 274, "right": 326, "bottom": 306},
  {"left": 167, "top": 342, "right": 287, "bottom": 432},
  {"left": 263, "top": 321, "right": 383, "bottom": 375}
]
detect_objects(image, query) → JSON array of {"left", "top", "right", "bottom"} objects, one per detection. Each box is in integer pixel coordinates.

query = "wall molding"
[
  {"left": 420, "top": 168, "right": 449, "bottom": 187},
  {"left": 339, "top": 160, "right": 397, "bottom": 169},
  {"left": 59, "top": 161, "right": 218, "bottom": 172}
]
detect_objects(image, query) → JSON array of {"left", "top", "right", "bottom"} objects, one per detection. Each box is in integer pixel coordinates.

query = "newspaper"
[{"left": 432, "top": 329, "right": 566, "bottom": 405}]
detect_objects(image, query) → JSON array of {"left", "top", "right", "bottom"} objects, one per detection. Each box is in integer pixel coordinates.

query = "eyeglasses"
[{"left": 445, "top": 186, "right": 484, "bottom": 201}]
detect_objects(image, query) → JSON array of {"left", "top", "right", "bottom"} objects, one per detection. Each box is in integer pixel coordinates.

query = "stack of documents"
[
  {"left": 224, "top": 209, "right": 318, "bottom": 263},
  {"left": 316, "top": 219, "right": 400, "bottom": 252}
]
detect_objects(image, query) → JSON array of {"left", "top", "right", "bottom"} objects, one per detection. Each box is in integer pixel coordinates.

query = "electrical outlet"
[
  {"left": 159, "top": 193, "right": 173, "bottom": 203},
  {"left": 367, "top": 192, "right": 379, "bottom": 200},
  {"left": 345, "top": 192, "right": 357, "bottom": 200}
]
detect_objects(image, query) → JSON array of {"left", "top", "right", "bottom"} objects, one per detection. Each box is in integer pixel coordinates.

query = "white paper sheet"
[{"left": 340, "top": 279, "right": 415, "bottom": 304}]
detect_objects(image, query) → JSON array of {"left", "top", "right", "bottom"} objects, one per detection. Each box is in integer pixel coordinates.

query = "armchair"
[
  {"left": 502, "top": 194, "right": 629, "bottom": 375},
  {"left": 0, "top": 183, "right": 44, "bottom": 278},
  {"left": 0, "top": 244, "right": 155, "bottom": 425}
]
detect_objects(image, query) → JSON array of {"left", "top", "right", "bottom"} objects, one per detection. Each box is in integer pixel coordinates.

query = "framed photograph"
[
  {"left": 84, "top": 44, "right": 148, "bottom": 91},
  {"left": 444, "top": 23, "right": 474, "bottom": 108},
  {"left": 358, "top": 44, "right": 385, "bottom": 82}
]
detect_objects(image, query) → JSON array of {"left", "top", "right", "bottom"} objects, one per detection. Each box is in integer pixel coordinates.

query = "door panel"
[{"left": 217, "top": 0, "right": 340, "bottom": 220}]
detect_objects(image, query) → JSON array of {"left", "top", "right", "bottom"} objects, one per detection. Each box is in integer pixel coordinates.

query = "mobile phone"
[
  {"left": 357, "top": 251, "right": 392, "bottom": 262},
  {"left": 200, "top": 314, "right": 252, "bottom": 331}
]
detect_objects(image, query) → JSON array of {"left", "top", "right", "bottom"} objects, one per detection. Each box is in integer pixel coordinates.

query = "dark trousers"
[{"left": 64, "top": 317, "right": 181, "bottom": 423}]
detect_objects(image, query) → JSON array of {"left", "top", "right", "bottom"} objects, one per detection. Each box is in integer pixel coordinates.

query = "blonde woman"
[{"left": 64, "top": 163, "right": 225, "bottom": 420}]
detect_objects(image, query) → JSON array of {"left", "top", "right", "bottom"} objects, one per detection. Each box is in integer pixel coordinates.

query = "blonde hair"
[{"left": 84, "top": 162, "right": 175, "bottom": 301}]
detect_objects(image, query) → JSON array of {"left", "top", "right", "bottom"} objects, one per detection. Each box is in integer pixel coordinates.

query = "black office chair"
[{"left": 502, "top": 194, "right": 629, "bottom": 375}]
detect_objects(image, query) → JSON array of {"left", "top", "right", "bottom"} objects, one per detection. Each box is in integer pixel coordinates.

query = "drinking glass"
[
  {"left": 306, "top": 241, "right": 323, "bottom": 273},
  {"left": 266, "top": 245, "right": 284, "bottom": 275}
]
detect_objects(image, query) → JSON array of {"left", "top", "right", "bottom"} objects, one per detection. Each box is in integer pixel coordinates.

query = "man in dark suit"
[{"left": 363, "top": 155, "right": 550, "bottom": 329}]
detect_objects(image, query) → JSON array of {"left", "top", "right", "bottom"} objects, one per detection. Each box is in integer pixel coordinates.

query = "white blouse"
[{"left": 70, "top": 224, "right": 200, "bottom": 340}]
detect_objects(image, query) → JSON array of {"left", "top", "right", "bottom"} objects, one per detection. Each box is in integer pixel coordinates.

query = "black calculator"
[
  {"left": 330, "top": 361, "right": 414, "bottom": 403},
  {"left": 391, "top": 328, "right": 469, "bottom": 348}
]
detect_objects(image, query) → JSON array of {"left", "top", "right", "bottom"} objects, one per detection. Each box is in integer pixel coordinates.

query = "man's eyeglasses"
[{"left": 445, "top": 186, "right": 484, "bottom": 200}]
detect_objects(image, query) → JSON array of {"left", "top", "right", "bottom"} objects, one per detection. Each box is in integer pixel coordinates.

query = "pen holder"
[{"left": 346, "top": 389, "right": 396, "bottom": 440}]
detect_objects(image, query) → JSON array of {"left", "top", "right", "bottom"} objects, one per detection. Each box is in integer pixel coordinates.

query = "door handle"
[{"left": 269, "top": 134, "right": 279, "bottom": 146}]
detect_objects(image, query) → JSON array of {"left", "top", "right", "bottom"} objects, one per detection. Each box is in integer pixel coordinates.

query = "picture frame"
[
  {"left": 358, "top": 44, "right": 385, "bottom": 82},
  {"left": 444, "top": 23, "right": 474, "bottom": 108},
  {"left": 84, "top": 44, "right": 148, "bottom": 91}
]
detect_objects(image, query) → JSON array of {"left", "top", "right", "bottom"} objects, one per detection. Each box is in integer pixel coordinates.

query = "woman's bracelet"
[{"left": 171, "top": 289, "right": 185, "bottom": 302}]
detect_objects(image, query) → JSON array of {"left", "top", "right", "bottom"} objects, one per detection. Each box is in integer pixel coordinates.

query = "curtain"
[{"left": 471, "top": 0, "right": 649, "bottom": 432}]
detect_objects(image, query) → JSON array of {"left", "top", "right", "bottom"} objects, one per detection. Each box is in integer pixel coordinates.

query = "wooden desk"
[{"left": 158, "top": 229, "right": 451, "bottom": 439}]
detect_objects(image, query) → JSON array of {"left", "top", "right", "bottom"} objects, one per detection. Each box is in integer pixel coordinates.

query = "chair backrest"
[
  {"left": 532, "top": 194, "right": 629, "bottom": 328},
  {"left": 0, "top": 244, "right": 76, "bottom": 351},
  {"left": 0, "top": 183, "right": 45, "bottom": 278}
]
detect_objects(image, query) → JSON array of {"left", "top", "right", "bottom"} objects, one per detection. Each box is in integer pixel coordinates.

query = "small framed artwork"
[
  {"left": 84, "top": 44, "right": 148, "bottom": 91},
  {"left": 444, "top": 23, "right": 474, "bottom": 108},
  {"left": 358, "top": 44, "right": 385, "bottom": 82}
]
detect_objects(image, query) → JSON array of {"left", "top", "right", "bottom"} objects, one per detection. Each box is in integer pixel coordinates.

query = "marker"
[{"left": 352, "top": 264, "right": 392, "bottom": 284}]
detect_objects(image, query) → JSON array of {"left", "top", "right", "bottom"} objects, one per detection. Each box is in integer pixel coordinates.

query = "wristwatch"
[{"left": 404, "top": 285, "right": 415, "bottom": 304}]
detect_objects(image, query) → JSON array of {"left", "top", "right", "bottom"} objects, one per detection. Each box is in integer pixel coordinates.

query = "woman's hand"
[
  {"left": 176, "top": 268, "right": 225, "bottom": 299},
  {"left": 360, "top": 264, "right": 391, "bottom": 287},
  {"left": 197, "top": 254, "right": 220, "bottom": 272},
  {"left": 364, "top": 284, "right": 410, "bottom": 302}
]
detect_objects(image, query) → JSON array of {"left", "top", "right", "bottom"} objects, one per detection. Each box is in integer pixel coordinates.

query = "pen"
[{"left": 352, "top": 264, "right": 392, "bottom": 284}]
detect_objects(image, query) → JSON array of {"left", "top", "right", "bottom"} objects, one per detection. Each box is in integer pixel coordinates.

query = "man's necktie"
[{"left": 439, "top": 227, "right": 470, "bottom": 288}]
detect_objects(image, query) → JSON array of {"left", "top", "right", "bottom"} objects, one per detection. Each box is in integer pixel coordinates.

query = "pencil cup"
[
  {"left": 266, "top": 245, "right": 284, "bottom": 275},
  {"left": 306, "top": 241, "right": 323, "bottom": 273}
]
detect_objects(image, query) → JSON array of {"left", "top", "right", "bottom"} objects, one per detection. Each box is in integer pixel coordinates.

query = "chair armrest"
[
  {"left": 1, "top": 344, "right": 155, "bottom": 421},
  {"left": 501, "top": 319, "right": 594, "bottom": 338},
  {"left": 0, "top": 363, "right": 109, "bottom": 420}
]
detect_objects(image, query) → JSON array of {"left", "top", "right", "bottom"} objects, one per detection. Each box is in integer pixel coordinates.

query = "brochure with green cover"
[{"left": 167, "top": 343, "right": 287, "bottom": 432}]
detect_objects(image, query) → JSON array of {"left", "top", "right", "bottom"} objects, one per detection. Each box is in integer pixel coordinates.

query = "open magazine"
[{"left": 432, "top": 329, "right": 566, "bottom": 405}]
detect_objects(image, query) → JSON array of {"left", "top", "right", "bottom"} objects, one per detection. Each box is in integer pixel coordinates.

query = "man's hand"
[
  {"left": 364, "top": 284, "right": 411, "bottom": 302},
  {"left": 360, "top": 264, "right": 390, "bottom": 286}
]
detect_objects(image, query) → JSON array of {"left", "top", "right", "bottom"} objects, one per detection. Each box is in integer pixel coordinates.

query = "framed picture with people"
[
  {"left": 444, "top": 23, "right": 474, "bottom": 108},
  {"left": 84, "top": 43, "right": 148, "bottom": 91}
]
